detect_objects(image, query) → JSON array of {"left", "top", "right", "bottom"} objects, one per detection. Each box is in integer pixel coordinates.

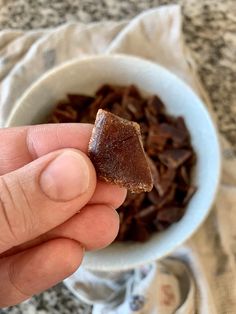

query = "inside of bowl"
[{"left": 7, "top": 56, "right": 221, "bottom": 271}]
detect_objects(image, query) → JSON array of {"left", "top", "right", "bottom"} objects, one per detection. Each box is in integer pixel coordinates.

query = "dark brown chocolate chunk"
[
  {"left": 178, "top": 166, "right": 190, "bottom": 185},
  {"left": 112, "top": 103, "right": 134, "bottom": 121},
  {"left": 134, "top": 205, "right": 158, "bottom": 224},
  {"left": 67, "top": 94, "right": 94, "bottom": 109},
  {"left": 147, "top": 184, "right": 176, "bottom": 209},
  {"left": 147, "top": 157, "right": 161, "bottom": 190},
  {"left": 125, "top": 98, "right": 144, "bottom": 120},
  {"left": 95, "top": 84, "right": 115, "bottom": 97},
  {"left": 88, "top": 109, "right": 153, "bottom": 193},
  {"left": 155, "top": 221, "right": 170, "bottom": 232},
  {"left": 144, "top": 95, "right": 165, "bottom": 126},
  {"left": 147, "top": 128, "right": 167, "bottom": 155},
  {"left": 158, "top": 149, "right": 192, "bottom": 168},
  {"left": 144, "top": 106, "right": 158, "bottom": 125},
  {"left": 183, "top": 186, "right": 197, "bottom": 205},
  {"left": 157, "top": 184, "right": 177, "bottom": 208},
  {"left": 123, "top": 84, "right": 142, "bottom": 99},
  {"left": 156, "top": 206, "right": 184, "bottom": 223},
  {"left": 147, "top": 95, "right": 165, "bottom": 116},
  {"left": 147, "top": 189, "right": 160, "bottom": 205},
  {"left": 48, "top": 105, "right": 77, "bottom": 123},
  {"left": 175, "top": 117, "right": 190, "bottom": 136},
  {"left": 175, "top": 184, "right": 188, "bottom": 204},
  {"left": 158, "top": 167, "right": 176, "bottom": 196},
  {"left": 157, "top": 123, "right": 189, "bottom": 148},
  {"left": 128, "top": 221, "right": 151, "bottom": 242},
  {"left": 148, "top": 156, "right": 176, "bottom": 196},
  {"left": 100, "top": 92, "right": 122, "bottom": 109},
  {"left": 47, "top": 84, "right": 197, "bottom": 242},
  {"left": 116, "top": 212, "right": 132, "bottom": 241}
]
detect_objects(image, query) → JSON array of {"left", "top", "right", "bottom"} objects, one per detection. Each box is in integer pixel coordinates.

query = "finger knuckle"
[
  {"left": 60, "top": 240, "right": 83, "bottom": 275},
  {"left": 0, "top": 176, "right": 35, "bottom": 245},
  {"left": 8, "top": 258, "right": 30, "bottom": 298}
]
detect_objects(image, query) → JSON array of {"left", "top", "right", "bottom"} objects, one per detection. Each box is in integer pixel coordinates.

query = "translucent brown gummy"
[
  {"left": 88, "top": 109, "right": 153, "bottom": 193},
  {"left": 48, "top": 84, "right": 197, "bottom": 242}
]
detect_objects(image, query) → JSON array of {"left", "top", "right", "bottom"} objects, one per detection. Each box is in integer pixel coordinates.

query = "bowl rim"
[{"left": 5, "top": 54, "right": 222, "bottom": 271}]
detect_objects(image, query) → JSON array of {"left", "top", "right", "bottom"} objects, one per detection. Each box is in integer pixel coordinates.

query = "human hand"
[{"left": 0, "top": 123, "right": 126, "bottom": 307}]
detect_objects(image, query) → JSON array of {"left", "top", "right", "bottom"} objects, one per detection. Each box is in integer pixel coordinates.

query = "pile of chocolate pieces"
[{"left": 48, "top": 84, "right": 196, "bottom": 242}]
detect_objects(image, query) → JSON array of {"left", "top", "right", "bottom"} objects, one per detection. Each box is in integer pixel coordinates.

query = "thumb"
[{"left": 0, "top": 149, "right": 96, "bottom": 253}]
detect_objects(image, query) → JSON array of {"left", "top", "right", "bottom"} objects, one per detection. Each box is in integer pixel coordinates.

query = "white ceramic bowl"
[{"left": 5, "top": 55, "right": 221, "bottom": 271}]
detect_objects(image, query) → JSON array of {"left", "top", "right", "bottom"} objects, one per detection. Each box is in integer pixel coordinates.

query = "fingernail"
[{"left": 40, "top": 151, "right": 90, "bottom": 201}]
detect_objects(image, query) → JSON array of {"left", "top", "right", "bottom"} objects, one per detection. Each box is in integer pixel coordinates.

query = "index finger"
[{"left": 0, "top": 123, "right": 93, "bottom": 175}]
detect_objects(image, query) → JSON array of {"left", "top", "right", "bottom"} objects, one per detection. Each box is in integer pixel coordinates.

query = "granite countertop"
[{"left": 0, "top": 0, "right": 236, "bottom": 313}]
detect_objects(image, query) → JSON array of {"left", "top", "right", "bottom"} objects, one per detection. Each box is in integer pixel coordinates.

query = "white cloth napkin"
[{"left": 1, "top": 5, "right": 236, "bottom": 314}]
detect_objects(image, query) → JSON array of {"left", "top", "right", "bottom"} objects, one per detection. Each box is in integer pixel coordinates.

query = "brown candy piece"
[{"left": 88, "top": 109, "right": 153, "bottom": 193}]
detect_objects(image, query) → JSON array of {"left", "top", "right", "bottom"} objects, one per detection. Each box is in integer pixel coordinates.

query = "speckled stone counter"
[{"left": 0, "top": 0, "right": 235, "bottom": 313}]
